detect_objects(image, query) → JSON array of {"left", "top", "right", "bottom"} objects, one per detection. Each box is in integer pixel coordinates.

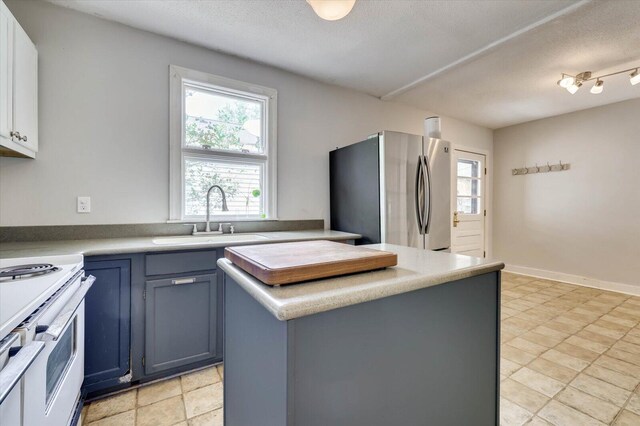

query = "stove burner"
[{"left": 0, "top": 263, "right": 60, "bottom": 280}]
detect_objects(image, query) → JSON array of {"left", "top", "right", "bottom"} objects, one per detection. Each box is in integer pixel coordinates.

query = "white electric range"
[{"left": 0, "top": 254, "right": 95, "bottom": 426}]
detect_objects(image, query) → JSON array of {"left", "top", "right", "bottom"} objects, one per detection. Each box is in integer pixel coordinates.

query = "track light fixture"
[{"left": 557, "top": 66, "right": 640, "bottom": 94}]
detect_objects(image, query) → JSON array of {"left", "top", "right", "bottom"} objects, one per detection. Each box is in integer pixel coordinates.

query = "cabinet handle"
[
  {"left": 172, "top": 277, "right": 196, "bottom": 285},
  {"left": 9, "top": 131, "right": 20, "bottom": 140},
  {"left": 21, "top": 135, "right": 27, "bottom": 142}
]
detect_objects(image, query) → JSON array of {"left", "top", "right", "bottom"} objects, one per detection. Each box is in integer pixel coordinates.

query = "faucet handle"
[{"left": 184, "top": 223, "right": 198, "bottom": 235}]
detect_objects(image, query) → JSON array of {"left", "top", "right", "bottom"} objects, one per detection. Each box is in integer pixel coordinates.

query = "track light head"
[
  {"left": 590, "top": 79, "right": 604, "bottom": 94},
  {"left": 557, "top": 75, "right": 575, "bottom": 88},
  {"left": 567, "top": 81, "right": 582, "bottom": 94}
]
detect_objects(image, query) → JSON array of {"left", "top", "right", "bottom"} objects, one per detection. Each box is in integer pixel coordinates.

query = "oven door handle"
[
  {"left": 43, "top": 275, "right": 95, "bottom": 341},
  {"left": 0, "top": 341, "right": 45, "bottom": 404}
]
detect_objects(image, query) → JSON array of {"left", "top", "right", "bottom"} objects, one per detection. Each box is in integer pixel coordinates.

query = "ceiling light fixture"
[
  {"left": 557, "top": 65, "right": 640, "bottom": 94},
  {"left": 306, "top": 0, "right": 356, "bottom": 21},
  {"left": 590, "top": 79, "right": 604, "bottom": 94}
]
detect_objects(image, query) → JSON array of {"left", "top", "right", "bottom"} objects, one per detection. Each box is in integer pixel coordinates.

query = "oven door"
[
  {"left": 23, "top": 275, "right": 94, "bottom": 426},
  {"left": 0, "top": 334, "right": 45, "bottom": 426}
]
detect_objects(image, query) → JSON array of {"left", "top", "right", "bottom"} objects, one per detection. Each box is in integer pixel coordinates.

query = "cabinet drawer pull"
[{"left": 172, "top": 277, "right": 196, "bottom": 285}]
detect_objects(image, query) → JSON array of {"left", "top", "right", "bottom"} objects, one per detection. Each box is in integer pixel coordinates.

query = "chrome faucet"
[{"left": 205, "top": 185, "right": 229, "bottom": 233}]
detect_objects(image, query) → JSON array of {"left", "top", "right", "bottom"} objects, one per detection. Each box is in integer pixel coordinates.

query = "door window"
[{"left": 456, "top": 158, "right": 482, "bottom": 214}]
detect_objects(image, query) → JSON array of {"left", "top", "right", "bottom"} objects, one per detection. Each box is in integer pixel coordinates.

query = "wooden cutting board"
[{"left": 224, "top": 240, "right": 397, "bottom": 286}]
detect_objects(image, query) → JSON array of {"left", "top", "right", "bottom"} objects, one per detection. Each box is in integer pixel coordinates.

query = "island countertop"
[
  {"left": 217, "top": 243, "right": 504, "bottom": 321},
  {"left": 0, "top": 230, "right": 359, "bottom": 259}
]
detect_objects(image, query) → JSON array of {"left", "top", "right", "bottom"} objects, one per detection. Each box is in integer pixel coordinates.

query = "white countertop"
[
  {"left": 217, "top": 243, "right": 504, "bottom": 321},
  {"left": 0, "top": 230, "right": 359, "bottom": 259}
]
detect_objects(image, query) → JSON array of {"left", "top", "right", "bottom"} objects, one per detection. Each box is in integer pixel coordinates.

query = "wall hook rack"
[{"left": 512, "top": 161, "right": 570, "bottom": 176}]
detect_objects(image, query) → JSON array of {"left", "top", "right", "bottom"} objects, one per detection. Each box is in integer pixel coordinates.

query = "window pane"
[
  {"left": 457, "top": 177, "right": 481, "bottom": 197},
  {"left": 184, "top": 158, "right": 263, "bottom": 217},
  {"left": 184, "top": 86, "right": 263, "bottom": 154},
  {"left": 457, "top": 159, "right": 481, "bottom": 178},
  {"left": 457, "top": 197, "right": 480, "bottom": 214}
]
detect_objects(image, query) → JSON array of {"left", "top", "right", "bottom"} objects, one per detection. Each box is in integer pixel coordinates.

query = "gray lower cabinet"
[{"left": 144, "top": 273, "right": 218, "bottom": 375}]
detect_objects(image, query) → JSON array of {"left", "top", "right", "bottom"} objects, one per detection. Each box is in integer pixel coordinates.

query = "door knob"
[{"left": 453, "top": 211, "right": 460, "bottom": 227}]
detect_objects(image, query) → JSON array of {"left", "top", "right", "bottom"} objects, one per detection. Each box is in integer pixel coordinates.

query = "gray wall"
[
  {"left": 494, "top": 98, "right": 640, "bottom": 289},
  {"left": 0, "top": 0, "right": 493, "bottom": 227}
]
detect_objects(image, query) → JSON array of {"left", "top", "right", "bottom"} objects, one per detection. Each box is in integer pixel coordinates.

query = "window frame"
[{"left": 169, "top": 65, "right": 277, "bottom": 221}]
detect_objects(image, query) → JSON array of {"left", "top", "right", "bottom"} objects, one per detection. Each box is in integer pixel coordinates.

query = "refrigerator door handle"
[
  {"left": 415, "top": 157, "right": 424, "bottom": 233},
  {"left": 423, "top": 155, "right": 432, "bottom": 234}
]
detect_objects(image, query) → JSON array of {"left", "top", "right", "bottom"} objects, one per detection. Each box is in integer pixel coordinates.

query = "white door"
[
  {"left": 451, "top": 150, "right": 486, "bottom": 257},
  {"left": 0, "top": 2, "right": 13, "bottom": 141}
]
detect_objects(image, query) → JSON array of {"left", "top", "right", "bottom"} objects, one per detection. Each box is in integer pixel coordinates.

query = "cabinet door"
[
  {"left": 0, "top": 2, "right": 13, "bottom": 140},
  {"left": 12, "top": 22, "right": 37, "bottom": 152},
  {"left": 145, "top": 273, "right": 217, "bottom": 375},
  {"left": 83, "top": 259, "right": 131, "bottom": 391}
]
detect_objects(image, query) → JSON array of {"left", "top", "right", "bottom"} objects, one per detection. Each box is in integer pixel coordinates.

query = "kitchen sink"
[{"left": 152, "top": 234, "right": 269, "bottom": 245}]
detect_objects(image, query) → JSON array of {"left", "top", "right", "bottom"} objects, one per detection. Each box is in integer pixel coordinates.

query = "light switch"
[{"left": 77, "top": 196, "right": 91, "bottom": 213}]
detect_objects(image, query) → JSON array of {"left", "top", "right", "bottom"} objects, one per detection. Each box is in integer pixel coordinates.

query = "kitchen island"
[{"left": 218, "top": 243, "right": 504, "bottom": 426}]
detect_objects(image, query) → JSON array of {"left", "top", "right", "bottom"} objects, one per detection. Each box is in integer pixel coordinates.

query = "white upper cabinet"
[{"left": 0, "top": 1, "right": 37, "bottom": 158}]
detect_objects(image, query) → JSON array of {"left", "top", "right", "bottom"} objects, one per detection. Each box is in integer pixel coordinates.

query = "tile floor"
[
  {"left": 82, "top": 273, "right": 640, "bottom": 425},
  {"left": 81, "top": 364, "right": 223, "bottom": 426},
  {"left": 500, "top": 272, "right": 640, "bottom": 425}
]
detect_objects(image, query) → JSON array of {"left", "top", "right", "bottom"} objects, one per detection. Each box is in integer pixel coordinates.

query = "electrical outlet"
[{"left": 77, "top": 196, "right": 91, "bottom": 213}]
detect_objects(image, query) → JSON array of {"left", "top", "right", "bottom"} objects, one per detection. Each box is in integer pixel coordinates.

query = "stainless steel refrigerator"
[{"left": 330, "top": 130, "right": 451, "bottom": 250}]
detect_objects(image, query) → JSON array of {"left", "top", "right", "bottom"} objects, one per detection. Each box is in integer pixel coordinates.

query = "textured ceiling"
[{"left": 47, "top": 0, "right": 640, "bottom": 128}]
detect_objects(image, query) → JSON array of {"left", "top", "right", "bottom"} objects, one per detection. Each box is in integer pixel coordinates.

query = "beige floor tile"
[
  {"left": 533, "top": 325, "right": 570, "bottom": 341},
  {"left": 525, "top": 416, "right": 553, "bottom": 425},
  {"left": 565, "top": 335, "right": 609, "bottom": 354},
  {"left": 540, "top": 349, "right": 590, "bottom": 372},
  {"left": 85, "top": 410, "right": 135, "bottom": 426},
  {"left": 554, "top": 342, "right": 600, "bottom": 362},
  {"left": 583, "top": 364, "right": 640, "bottom": 391},
  {"left": 625, "top": 393, "right": 640, "bottom": 416},
  {"left": 544, "top": 320, "right": 582, "bottom": 334},
  {"left": 576, "top": 329, "right": 617, "bottom": 346},
  {"left": 614, "top": 410, "right": 640, "bottom": 426},
  {"left": 520, "top": 331, "right": 563, "bottom": 348},
  {"left": 538, "top": 400, "right": 606, "bottom": 426},
  {"left": 569, "top": 373, "right": 630, "bottom": 406},
  {"left": 594, "top": 355, "right": 640, "bottom": 379},
  {"left": 500, "top": 397, "right": 533, "bottom": 426},
  {"left": 188, "top": 408, "right": 223, "bottom": 426},
  {"left": 613, "top": 340, "right": 640, "bottom": 355},
  {"left": 594, "top": 319, "right": 632, "bottom": 333},
  {"left": 184, "top": 382, "right": 224, "bottom": 419},
  {"left": 501, "top": 378, "right": 550, "bottom": 413},
  {"left": 585, "top": 324, "right": 626, "bottom": 340},
  {"left": 508, "top": 337, "right": 548, "bottom": 356},
  {"left": 556, "top": 386, "right": 621, "bottom": 423},
  {"left": 511, "top": 367, "right": 565, "bottom": 398},
  {"left": 601, "top": 314, "right": 637, "bottom": 328},
  {"left": 501, "top": 357, "right": 523, "bottom": 376},
  {"left": 85, "top": 390, "right": 137, "bottom": 423},
  {"left": 216, "top": 364, "right": 223, "bottom": 379},
  {"left": 527, "top": 358, "right": 578, "bottom": 384},
  {"left": 136, "top": 395, "right": 186, "bottom": 426},
  {"left": 623, "top": 333, "right": 640, "bottom": 346},
  {"left": 607, "top": 347, "right": 640, "bottom": 366},
  {"left": 181, "top": 367, "right": 221, "bottom": 393},
  {"left": 502, "top": 345, "right": 537, "bottom": 365},
  {"left": 138, "top": 378, "right": 182, "bottom": 407}
]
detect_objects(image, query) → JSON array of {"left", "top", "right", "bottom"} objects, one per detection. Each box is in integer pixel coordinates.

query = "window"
[
  {"left": 170, "top": 65, "right": 277, "bottom": 221},
  {"left": 456, "top": 158, "right": 482, "bottom": 214}
]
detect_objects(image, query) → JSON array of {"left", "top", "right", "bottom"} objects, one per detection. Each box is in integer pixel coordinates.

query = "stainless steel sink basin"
[{"left": 152, "top": 234, "right": 268, "bottom": 245}]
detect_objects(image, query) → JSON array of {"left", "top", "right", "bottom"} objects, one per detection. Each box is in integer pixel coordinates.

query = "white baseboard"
[{"left": 504, "top": 264, "right": 640, "bottom": 297}]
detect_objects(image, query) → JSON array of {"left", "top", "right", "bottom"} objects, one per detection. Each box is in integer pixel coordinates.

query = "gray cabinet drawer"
[{"left": 145, "top": 250, "right": 217, "bottom": 276}]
